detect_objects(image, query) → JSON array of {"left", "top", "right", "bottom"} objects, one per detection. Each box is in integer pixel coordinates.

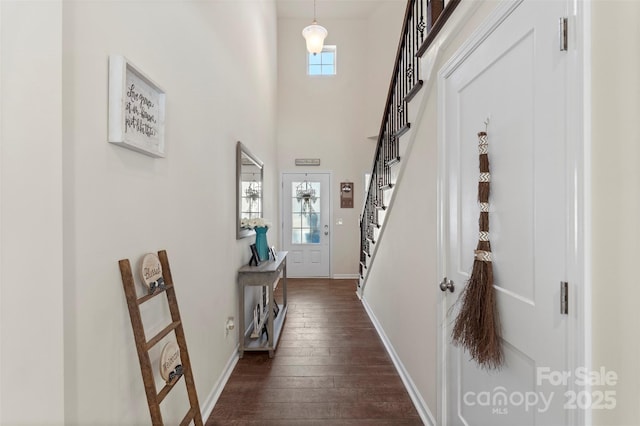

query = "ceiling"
[{"left": 276, "top": 0, "right": 405, "bottom": 20}]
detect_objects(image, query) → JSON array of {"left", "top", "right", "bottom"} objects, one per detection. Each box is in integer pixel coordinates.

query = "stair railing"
[{"left": 359, "top": 0, "right": 461, "bottom": 282}]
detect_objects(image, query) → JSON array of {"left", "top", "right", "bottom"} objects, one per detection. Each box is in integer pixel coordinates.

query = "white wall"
[
  {"left": 0, "top": 1, "right": 65, "bottom": 424},
  {"left": 365, "top": 2, "right": 407, "bottom": 138},
  {"left": 591, "top": 2, "right": 640, "bottom": 424},
  {"left": 62, "top": 1, "right": 277, "bottom": 423},
  {"left": 276, "top": 2, "right": 404, "bottom": 277},
  {"left": 363, "top": 96, "right": 440, "bottom": 412}
]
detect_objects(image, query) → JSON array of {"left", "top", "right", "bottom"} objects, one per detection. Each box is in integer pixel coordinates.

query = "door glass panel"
[
  {"left": 309, "top": 198, "right": 320, "bottom": 212},
  {"left": 292, "top": 229, "right": 303, "bottom": 244},
  {"left": 292, "top": 198, "right": 303, "bottom": 213},
  {"left": 291, "top": 180, "right": 321, "bottom": 245}
]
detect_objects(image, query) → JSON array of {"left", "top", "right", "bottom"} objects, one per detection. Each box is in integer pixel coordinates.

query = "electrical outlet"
[{"left": 225, "top": 316, "right": 235, "bottom": 337}]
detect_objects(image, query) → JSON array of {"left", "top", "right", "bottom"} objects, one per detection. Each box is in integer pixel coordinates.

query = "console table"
[{"left": 237, "top": 251, "right": 287, "bottom": 358}]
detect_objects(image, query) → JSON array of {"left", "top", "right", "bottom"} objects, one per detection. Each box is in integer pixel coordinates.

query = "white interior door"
[
  {"left": 282, "top": 172, "right": 331, "bottom": 277},
  {"left": 439, "top": 1, "right": 570, "bottom": 425}
]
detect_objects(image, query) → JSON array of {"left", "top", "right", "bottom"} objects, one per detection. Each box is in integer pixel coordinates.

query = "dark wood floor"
[{"left": 206, "top": 278, "right": 422, "bottom": 425}]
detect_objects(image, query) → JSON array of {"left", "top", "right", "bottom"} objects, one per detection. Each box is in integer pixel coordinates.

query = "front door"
[
  {"left": 282, "top": 172, "right": 331, "bottom": 277},
  {"left": 439, "top": 1, "right": 571, "bottom": 425}
]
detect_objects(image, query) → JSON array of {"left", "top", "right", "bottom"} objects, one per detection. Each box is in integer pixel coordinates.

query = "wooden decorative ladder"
[{"left": 119, "top": 250, "right": 203, "bottom": 426}]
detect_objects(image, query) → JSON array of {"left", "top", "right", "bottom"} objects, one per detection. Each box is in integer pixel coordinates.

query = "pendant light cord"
[{"left": 313, "top": 0, "right": 317, "bottom": 23}]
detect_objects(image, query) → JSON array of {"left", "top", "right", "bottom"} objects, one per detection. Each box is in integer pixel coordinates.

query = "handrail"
[
  {"left": 373, "top": 0, "right": 416, "bottom": 154},
  {"left": 417, "top": 0, "right": 461, "bottom": 57},
  {"left": 359, "top": 0, "right": 461, "bottom": 282}
]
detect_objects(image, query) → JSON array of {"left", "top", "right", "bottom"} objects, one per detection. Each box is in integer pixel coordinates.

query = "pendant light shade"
[
  {"left": 302, "top": 22, "right": 328, "bottom": 54},
  {"left": 302, "top": 0, "right": 328, "bottom": 55}
]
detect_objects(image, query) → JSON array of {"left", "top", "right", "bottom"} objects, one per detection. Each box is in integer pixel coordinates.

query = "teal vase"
[{"left": 254, "top": 226, "right": 269, "bottom": 261}]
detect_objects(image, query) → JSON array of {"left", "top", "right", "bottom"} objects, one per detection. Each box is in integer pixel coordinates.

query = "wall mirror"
[{"left": 236, "top": 141, "right": 264, "bottom": 239}]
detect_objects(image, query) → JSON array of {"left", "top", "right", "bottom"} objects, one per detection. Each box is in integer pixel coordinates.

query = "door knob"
[
  {"left": 324, "top": 224, "right": 329, "bottom": 236},
  {"left": 439, "top": 277, "right": 455, "bottom": 293}
]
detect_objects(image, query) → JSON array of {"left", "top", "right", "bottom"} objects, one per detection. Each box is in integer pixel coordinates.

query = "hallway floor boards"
[{"left": 206, "top": 278, "right": 422, "bottom": 425}]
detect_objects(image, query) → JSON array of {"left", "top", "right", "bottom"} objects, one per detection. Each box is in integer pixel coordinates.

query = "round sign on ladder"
[
  {"left": 159, "top": 340, "right": 182, "bottom": 383},
  {"left": 140, "top": 253, "right": 164, "bottom": 294}
]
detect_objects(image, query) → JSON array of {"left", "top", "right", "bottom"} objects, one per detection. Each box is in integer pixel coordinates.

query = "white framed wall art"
[{"left": 108, "top": 55, "right": 166, "bottom": 158}]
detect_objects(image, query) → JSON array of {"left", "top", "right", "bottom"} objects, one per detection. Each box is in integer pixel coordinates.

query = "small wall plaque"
[
  {"left": 295, "top": 158, "right": 320, "bottom": 166},
  {"left": 340, "top": 182, "right": 354, "bottom": 208}
]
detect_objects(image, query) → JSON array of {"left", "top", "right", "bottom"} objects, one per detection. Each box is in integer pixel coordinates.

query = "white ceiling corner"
[{"left": 276, "top": 0, "right": 406, "bottom": 20}]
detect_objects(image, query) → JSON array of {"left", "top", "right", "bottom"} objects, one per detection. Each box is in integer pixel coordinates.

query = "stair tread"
[{"left": 403, "top": 80, "right": 424, "bottom": 103}]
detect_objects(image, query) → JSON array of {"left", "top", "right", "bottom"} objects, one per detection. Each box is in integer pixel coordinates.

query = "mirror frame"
[{"left": 236, "top": 141, "right": 264, "bottom": 239}]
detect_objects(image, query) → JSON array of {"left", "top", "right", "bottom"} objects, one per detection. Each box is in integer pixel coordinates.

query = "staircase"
[{"left": 359, "top": 0, "right": 460, "bottom": 292}]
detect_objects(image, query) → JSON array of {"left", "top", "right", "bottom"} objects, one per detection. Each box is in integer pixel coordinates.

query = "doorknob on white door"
[
  {"left": 439, "top": 277, "right": 455, "bottom": 292},
  {"left": 324, "top": 224, "right": 329, "bottom": 236}
]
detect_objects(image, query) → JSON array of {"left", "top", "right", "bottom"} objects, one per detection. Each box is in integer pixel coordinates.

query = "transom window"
[{"left": 307, "top": 45, "right": 336, "bottom": 76}]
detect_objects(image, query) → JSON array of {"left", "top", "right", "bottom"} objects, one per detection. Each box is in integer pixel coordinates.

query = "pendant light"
[{"left": 302, "top": 0, "right": 328, "bottom": 55}]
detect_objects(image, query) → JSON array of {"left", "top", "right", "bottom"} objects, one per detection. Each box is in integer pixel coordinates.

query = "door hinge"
[
  {"left": 560, "top": 281, "right": 568, "bottom": 315},
  {"left": 559, "top": 17, "right": 568, "bottom": 51}
]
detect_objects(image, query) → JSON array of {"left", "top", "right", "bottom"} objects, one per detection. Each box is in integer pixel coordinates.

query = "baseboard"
[
  {"left": 200, "top": 345, "right": 239, "bottom": 421},
  {"left": 332, "top": 273, "right": 360, "bottom": 279},
  {"left": 360, "top": 297, "right": 436, "bottom": 426}
]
